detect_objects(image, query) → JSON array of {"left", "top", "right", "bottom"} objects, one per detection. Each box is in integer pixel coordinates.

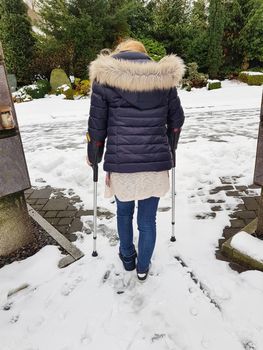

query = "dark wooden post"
[
  {"left": 254, "top": 91, "right": 263, "bottom": 234},
  {"left": 0, "top": 42, "right": 34, "bottom": 256}
]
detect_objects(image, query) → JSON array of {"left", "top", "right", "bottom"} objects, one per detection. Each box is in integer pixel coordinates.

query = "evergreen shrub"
[
  {"left": 207, "top": 80, "right": 221, "bottom": 90},
  {"left": 74, "top": 78, "right": 90, "bottom": 96},
  {"left": 182, "top": 62, "right": 208, "bottom": 91},
  {"left": 239, "top": 71, "right": 263, "bottom": 85},
  {"left": 139, "top": 37, "right": 166, "bottom": 61},
  {"left": 23, "top": 79, "right": 51, "bottom": 99},
  {"left": 56, "top": 85, "right": 74, "bottom": 100}
]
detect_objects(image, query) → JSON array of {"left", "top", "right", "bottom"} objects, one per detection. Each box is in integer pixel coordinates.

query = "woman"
[{"left": 87, "top": 39, "right": 185, "bottom": 281}]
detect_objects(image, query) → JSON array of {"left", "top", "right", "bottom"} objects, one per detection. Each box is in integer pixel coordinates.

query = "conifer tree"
[
  {"left": 187, "top": 0, "right": 208, "bottom": 71},
  {"left": 0, "top": 0, "right": 35, "bottom": 84},
  {"left": 152, "top": 0, "right": 191, "bottom": 56},
  {"left": 207, "top": 0, "right": 224, "bottom": 78},
  {"left": 38, "top": 0, "right": 131, "bottom": 77},
  {"left": 240, "top": 1, "right": 263, "bottom": 67}
]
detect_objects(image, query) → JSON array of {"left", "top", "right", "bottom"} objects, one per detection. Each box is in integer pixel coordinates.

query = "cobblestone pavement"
[
  {"left": 189, "top": 175, "right": 261, "bottom": 272},
  {"left": 24, "top": 186, "right": 114, "bottom": 242},
  {"left": 25, "top": 174, "right": 261, "bottom": 273}
]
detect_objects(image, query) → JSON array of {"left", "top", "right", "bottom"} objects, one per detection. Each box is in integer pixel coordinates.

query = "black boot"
[
  {"left": 136, "top": 268, "right": 149, "bottom": 282},
  {"left": 119, "top": 251, "right": 137, "bottom": 271}
]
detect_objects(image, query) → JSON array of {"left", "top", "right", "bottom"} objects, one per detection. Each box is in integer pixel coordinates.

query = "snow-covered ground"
[{"left": 0, "top": 80, "right": 263, "bottom": 350}]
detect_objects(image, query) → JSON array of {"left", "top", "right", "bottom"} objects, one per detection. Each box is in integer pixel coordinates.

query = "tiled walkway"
[
  {"left": 24, "top": 186, "right": 114, "bottom": 242},
  {"left": 25, "top": 177, "right": 261, "bottom": 272}
]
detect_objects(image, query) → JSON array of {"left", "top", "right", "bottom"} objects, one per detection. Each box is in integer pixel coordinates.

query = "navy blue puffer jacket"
[{"left": 88, "top": 50, "right": 185, "bottom": 173}]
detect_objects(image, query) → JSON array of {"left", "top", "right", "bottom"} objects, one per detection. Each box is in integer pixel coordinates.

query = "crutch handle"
[
  {"left": 167, "top": 128, "right": 181, "bottom": 167},
  {"left": 93, "top": 162, "right": 99, "bottom": 182}
]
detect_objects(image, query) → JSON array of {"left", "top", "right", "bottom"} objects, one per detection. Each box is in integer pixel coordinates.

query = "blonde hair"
[{"left": 113, "top": 38, "right": 148, "bottom": 54}]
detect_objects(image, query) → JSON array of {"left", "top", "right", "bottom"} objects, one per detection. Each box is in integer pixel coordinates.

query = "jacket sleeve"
[
  {"left": 167, "top": 87, "right": 185, "bottom": 129},
  {"left": 88, "top": 81, "right": 108, "bottom": 142}
]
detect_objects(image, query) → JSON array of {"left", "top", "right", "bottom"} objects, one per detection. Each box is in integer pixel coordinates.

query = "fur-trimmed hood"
[{"left": 89, "top": 52, "right": 185, "bottom": 92}]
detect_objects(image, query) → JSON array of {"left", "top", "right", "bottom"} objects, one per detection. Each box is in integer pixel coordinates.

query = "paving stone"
[
  {"left": 230, "top": 219, "right": 245, "bottom": 229},
  {"left": 42, "top": 199, "right": 69, "bottom": 211},
  {"left": 235, "top": 210, "right": 257, "bottom": 220},
  {"left": 195, "top": 212, "right": 216, "bottom": 219},
  {"left": 211, "top": 206, "right": 223, "bottom": 212},
  {"left": 219, "top": 176, "right": 233, "bottom": 184},
  {"left": 24, "top": 188, "right": 34, "bottom": 195},
  {"left": 46, "top": 217, "right": 60, "bottom": 225},
  {"left": 31, "top": 204, "right": 45, "bottom": 211},
  {"left": 248, "top": 184, "right": 261, "bottom": 189},
  {"left": 38, "top": 211, "right": 46, "bottom": 216},
  {"left": 55, "top": 225, "right": 69, "bottom": 234},
  {"left": 44, "top": 211, "right": 58, "bottom": 218},
  {"left": 57, "top": 210, "right": 77, "bottom": 218},
  {"left": 228, "top": 261, "right": 249, "bottom": 273},
  {"left": 65, "top": 233, "right": 78, "bottom": 242},
  {"left": 235, "top": 203, "right": 246, "bottom": 211},
  {"left": 226, "top": 191, "right": 241, "bottom": 197},
  {"left": 69, "top": 195, "right": 81, "bottom": 202},
  {"left": 242, "top": 197, "right": 259, "bottom": 211},
  {"left": 244, "top": 218, "right": 254, "bottom": 225},
  {"left": 207, "top": 199, "right": 225, "bottom": 204},
  {"left": 26, "top": 199, "right": 38, "bottom": 205},
  {"left": 210, "top": 185, "right": 234, "bottom": 194},
  {"left": 36, "top": 198, "right": 48, "bottom": 205},
  {"left": 223, "top": 227, "right": 240, "bottom": 240},
  {"left": 235, "top": 186, "right": 248, "bottom": 192},
  {"left": 58, "top": 218, "right": 73, "bottom": 226},
  {"left": 66, "top": 203, "right": 77, "bottom": 210},
  {"left": 217, "top": 238, "right": 227, "bottom": 249},
  {"left": 76, "top": 209, "right": 93, "bottom": 217},
  {"left": 215, "top": 249, "right": 231, "bottom": 261},
  {"left": 30, "top": 188, "right": 52, "bottom": 199},
  {"left": 68, "top": 218, "right": 83, "bottom": 233},
  {"left": 52, "top": 191, "right": 65, "bottom": 199}
]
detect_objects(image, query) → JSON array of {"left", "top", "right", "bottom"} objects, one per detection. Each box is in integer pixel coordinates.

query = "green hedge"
[
  {"left": 207, "top": 80, "right": 221, "bottom": 90},
  {"left": 239, "top": 71, "right": 263, "bottom": 85}
]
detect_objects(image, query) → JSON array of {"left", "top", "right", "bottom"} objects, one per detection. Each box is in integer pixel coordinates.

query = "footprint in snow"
[
  {"left": 102, "top": 264, "right": 137, "bottom": 294},
  {"left": 61, "top": 275, "right": 84, "bottom": 296},
  {"left": 10, "top": 314, "right": 19, "bottom": 324}
]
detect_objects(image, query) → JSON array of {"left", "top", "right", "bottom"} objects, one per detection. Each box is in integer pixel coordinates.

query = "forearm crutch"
[
  {"left": 92, "top": 158, "right": 99, "bottom": 257},
  {"left": 169, "top": 128, "right": 181, "bottom": 242}
]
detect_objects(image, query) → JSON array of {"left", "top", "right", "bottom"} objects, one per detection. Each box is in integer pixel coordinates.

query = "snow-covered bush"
[
  {"left": 24, "top": 79, "right": 51, "bottom": 99},
  {"left": 12, "top": 88, "right": 33, "bottom": 103},
  {"left": 182, "top": 62, "right": 208, "bottom": 91},
  {"left": 12, "top": 79, "right": 51, "bottom": 102},
  {"left": 239, "top": 71, "right": 263, "bottom": 86},
  {"left": 207, "top": 80, "right": 221, "bottom": 90},
  {"left": 55, "top": 84, "right": 74, "bottom": 100}
]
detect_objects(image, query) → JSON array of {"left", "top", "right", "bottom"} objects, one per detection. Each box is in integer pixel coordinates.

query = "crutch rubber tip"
[
  {"left": 170, "top": 236, "right": 176, "bottom": 242},
  {"left": 92, "top": 251, "right": 98, "bottom": 257}
]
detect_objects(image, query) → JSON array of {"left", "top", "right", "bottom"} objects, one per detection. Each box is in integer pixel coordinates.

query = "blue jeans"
[{"left": 115, "top": 196, "right": 160, "bottom": 273}]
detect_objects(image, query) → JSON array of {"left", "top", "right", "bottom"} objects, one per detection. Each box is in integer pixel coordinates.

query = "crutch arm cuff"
[{"left": 86, "top": 132, "right": 105, "bottom": 165}]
